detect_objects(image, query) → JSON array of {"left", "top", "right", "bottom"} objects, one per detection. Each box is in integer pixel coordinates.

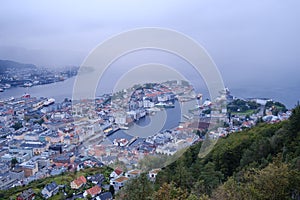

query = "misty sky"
[{"left": 1, "top": 0, "right": 300, "bottom": 105}]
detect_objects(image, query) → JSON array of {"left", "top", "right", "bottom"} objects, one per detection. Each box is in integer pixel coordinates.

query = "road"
[{"left": 257, "top": 105, "right": 265, "bottom": 117}]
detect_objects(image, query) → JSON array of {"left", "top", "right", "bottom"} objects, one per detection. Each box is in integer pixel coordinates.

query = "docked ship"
[
  {"left": 23, "top": 82, "right": 33, "bottom": 87},
  {"left": 22, "top": 93, "right": 30, "bottom": 98},
  {"left": 155, "top": 102, "right": 175, "bottom": 108},
  {"left": 119, "top": 125, "right": 129, "bottom": 130},
  {"left": 4, "top": 84, "right": 11, "bottom": 89},
  {"left": 43, "top": 98, "right": 55, "bottom": 106},
  {"left": 104, "top": 127, "right": 120, "bottom": 136}
]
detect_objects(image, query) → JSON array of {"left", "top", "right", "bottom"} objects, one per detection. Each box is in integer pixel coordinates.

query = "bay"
[{"left": 0, "top": 74, "right": 298, "bottom": 109}]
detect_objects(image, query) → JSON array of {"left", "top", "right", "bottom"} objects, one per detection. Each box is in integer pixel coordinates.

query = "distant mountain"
[
  {"left": 0, "top": 59, "right": 37, "bottom": 74},
  {"left": 0, "top": 46, "right": 84, "bottom": 67}
]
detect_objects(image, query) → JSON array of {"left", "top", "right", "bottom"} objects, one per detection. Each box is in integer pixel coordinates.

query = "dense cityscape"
[
  {"left": 1, "top": 1, "right": 300, "bottom": 199},
  {"left": 0, "top": 60, "right": 78, "bottom": 92},
  {"left": 0, "top": 66, "right": 293, "bottom": 199}
]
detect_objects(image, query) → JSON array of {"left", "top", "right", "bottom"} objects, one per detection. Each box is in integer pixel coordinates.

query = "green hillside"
[
  {"left": 118, "top": 106, "right": 300, "bottom": 200},
  {"left": 0, "top": 166, "right": 112, "bottom": 200}
]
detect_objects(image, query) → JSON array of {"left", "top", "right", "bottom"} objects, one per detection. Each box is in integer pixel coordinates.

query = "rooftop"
[{"left": 114, "top": 176, "right": 129, "bottom": 183}]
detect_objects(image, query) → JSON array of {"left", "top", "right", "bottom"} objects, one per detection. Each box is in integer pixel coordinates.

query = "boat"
[
  {"left": 119, "top": 125, "right": 129, "bottom": 130},
  {"left": 4, "top": 84, "right": 11, "bottom": 89},
  {"left": 104, "top": 127, "right": 120, "bottom": 136},
  {"left": 24, "top": 82, "right": 33, "bottom": 87},
  {"left": 155, "top": 102, "right": 175, "bottom": 108},
  {"left": 22, "top": 93, "right": 30, "bottom": 98},
  {"left": 0, "top": 88, "right": 4, "bottom": 92},
  {"left": 164, "top": 102, "right": 175, "bottom": 108},
  {"left": 43, "top": 98, "right": 55, "bottom": 106}
]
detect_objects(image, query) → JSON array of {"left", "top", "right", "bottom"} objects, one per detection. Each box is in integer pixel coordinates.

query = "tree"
[
  {"left": 211, "top": 177, "right": 245, "bottom": 200},
  {"left": 153, "top": 182, "right": 188, "bottom": 200},
  {"left": 199, "top": 162, "right": 223, "bottom": 195},
  {"left": 11, "top": 157, "right": 18, "bottom": 168},
  {"left": 11, "top": 122, "right": 23, "bottom": 130},
  {"left": 186, "top": 194, "right": 198, "bottom": 200},
  {"left": 212, "top": 156, "right": 300, "bottom": 200},
  {"left": 116, "top": 174, "right": 153, "bottom": 200},
  {"left": 249, "top": 157, "right": 299, "bottom": 200},
  {"left": 289, "top": 106, "right": 300, "bottom": 133},
  {"left": 173, "top": 159, "right": 190, "bottom": 190},
  {"left": 36, "top": 118, "right": 44, "bottom": 125},
  {"left": 109, "top": 185, "right": 115, "bottom": 197},
  {"left": 86, "top": 194, "right": 92, "bottom": 200}
]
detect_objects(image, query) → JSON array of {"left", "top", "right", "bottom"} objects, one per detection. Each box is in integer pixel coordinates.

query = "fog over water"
[{"left": 0, "top": 1, "right": 299, "bottom": 108}]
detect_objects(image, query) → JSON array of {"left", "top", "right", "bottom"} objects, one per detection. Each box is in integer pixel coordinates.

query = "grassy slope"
[{"left": 0, "top": 166, "right": 112, "bottom": 200}]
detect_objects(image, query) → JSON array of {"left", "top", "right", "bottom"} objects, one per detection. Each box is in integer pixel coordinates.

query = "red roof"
[
  {"left": 114, "top": 176, "right": 129, "bottom": 183},
  {"left": 86, "top": 185, "right": 101, "bottom": 196},
  {"left": 73, "top": 175, "right": 87, "bottom": 187},
  {"left": 114, "top": 167, "right": 123, "bottom": 175},
  {"left": 145, "top": 91, "right": 162, "bottom": 97}
]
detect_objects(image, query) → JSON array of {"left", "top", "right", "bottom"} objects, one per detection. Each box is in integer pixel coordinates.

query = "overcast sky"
[{"left": 1, "top": 0, "right": 300, "bottom": 101}]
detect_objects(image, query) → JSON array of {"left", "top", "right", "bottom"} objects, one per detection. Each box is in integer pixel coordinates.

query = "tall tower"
[{"left": 196, "top": 93, "right": 202, "bottom": 108}]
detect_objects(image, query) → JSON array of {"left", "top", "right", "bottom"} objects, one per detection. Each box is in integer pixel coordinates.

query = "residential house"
[
  {"left": 83, "top": 185, "right": 102, "bottom": 198},
  {"left": 70, "top": 175, "right": 87, "bottom": 189},
  {"left": 17, "top": 188, "right": 35, "bottom": 200},
  {"left": 41, "top": 181, "right": 59, "bottom": 199},
  {"left": 148, "top": 168, "right": 161, "bottom": 182},
  {"left": 110, "top": 176, "right": 129, "bottom": 190},
  {"left": 96, "top": 192, "right": 113, "bottom": 200},
  {"left": 87, "top": 173, "right": 105, "bottom": 185},
  {"left": 109, "top": 167, "right": 123, "bottom": 179},
  {"left": 125, "top": 169, "right": 141, "bottom": 179}
]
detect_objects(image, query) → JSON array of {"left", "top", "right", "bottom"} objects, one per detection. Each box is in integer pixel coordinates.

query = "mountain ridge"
[{"left": 0, "top": 59, "right": 37, "bottom": 74}]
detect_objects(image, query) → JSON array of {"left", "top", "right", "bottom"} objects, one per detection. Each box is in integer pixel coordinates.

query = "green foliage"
[
  {"left": 109, "top": 185, "right": 115, "bottom": 196},
  {"left": 212, "top": 156, "right": 300, "bottom": 200},
  {"left": 202, "top": 109, "right": 211, "bottom": 115},
  {"left": 227, "top": 99, "right": 260, "bottom": 115},
  {"left": 198, "top": 162, "right": 223, "bottom": 194},
  {"left": 266, "top": 100, "right": 288, "bottom": 115},
  {"left": 86, "top": 194, "right": 92, "bottom": 200},
  {"left": 11, "top": 157, "right": 18, "bottom": 168},
  {"left": 1, "top": 166, "right": 112, "bottom": 200},
  {"left": 116, "top": 174, "right": 154, "bottom": 200},
  {"left": 11, "top": 121, "right": 23, "bottom": 130},
  {"left": 153, "top": 106, "right": 300, "bottom": 199},
  {"left": 289, "top": 105, "right": 300, "bottom": 133},
  {"left": 153, "top": 182, "right": 188, "bottom": 200}
]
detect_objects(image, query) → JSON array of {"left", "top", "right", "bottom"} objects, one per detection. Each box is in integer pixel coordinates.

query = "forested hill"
[
  {"left": 118, "top": 106, "right": 300, "bottom": 200},
  {"left": 0, "top": 59, "right": 36, "bottom": 74}
]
